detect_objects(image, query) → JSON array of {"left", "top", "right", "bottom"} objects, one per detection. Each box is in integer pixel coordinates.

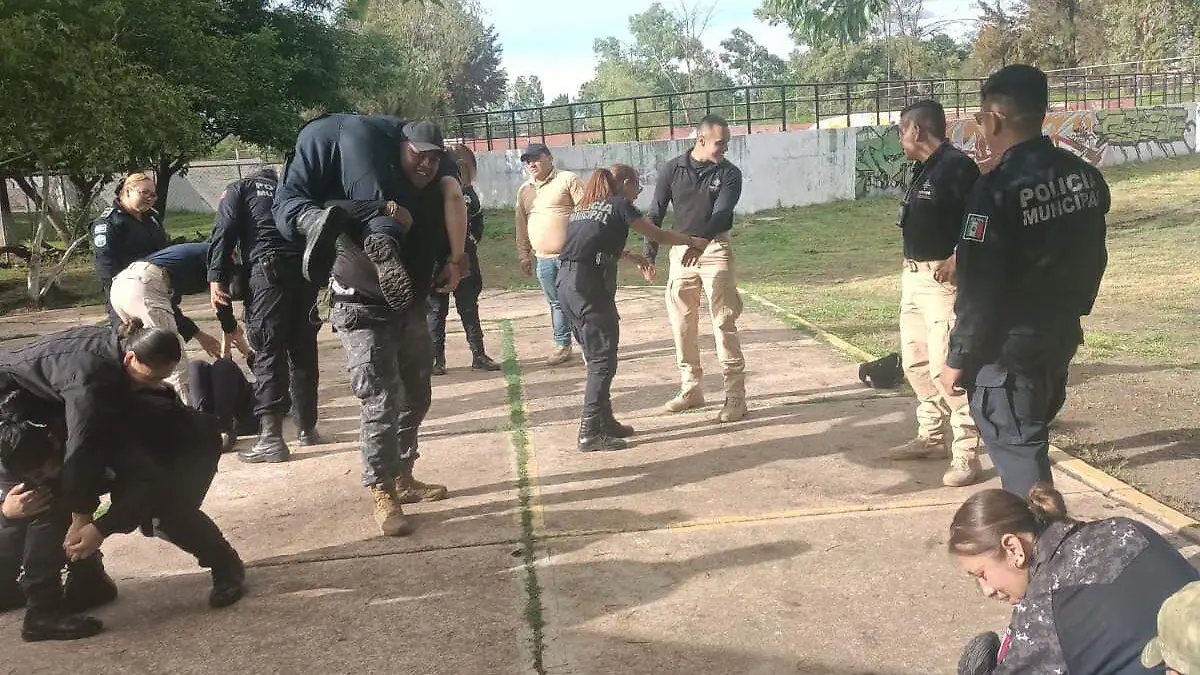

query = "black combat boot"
[
  {"left": 578, "top": 415, "right": 627, "bottom": 452},
  {"left": 464, "top": 318, "right": 501, "bottom": 372},
  {"left": 432, "top": 344, "right": 447, "bottom": 376},
  {"left": 239, "top": 413, "right": 290, "bottom": 463},
  {"left": 296, "top": 206, "right": 349, "bottom": 283},
  {"left": 296, "top": 427, "right": 322, "bottom": 446},
  {"left": 209, "top": 551, "right": 246, "bottom": 609},
  {"left": 21, "top": 609, "right": 103, "bottom": 642},
  {"left": 364, "top": 233, "right": 414, "bottom": 312},
  {"left": 0, "top": 576, "right": 24, "bottom": 612},
  {"left": 601, "top": 405, "right": 634, "bottom": 438},
  {"left": 62, "top": 553, "right": 118, "bottom": 613}
]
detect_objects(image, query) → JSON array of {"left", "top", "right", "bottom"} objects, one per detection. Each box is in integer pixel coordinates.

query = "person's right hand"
[
  {"left": 520, "top": 258, "right": 533, "bottom": 277},
  {"left": 1, "top": 483, "right": 52, "bottom": 520},
  {"left": 221, "top": 326, "right": 251, "bottom": 359},
  {"left": 209, "top": 282, "right": 230, "bottom": 313}
]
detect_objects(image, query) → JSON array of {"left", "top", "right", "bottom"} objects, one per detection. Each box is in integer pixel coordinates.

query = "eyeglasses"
[
  {"left": 131, "top": 188, "right": 157, "bottom": 199},
  {"left": 409, "top": 143, "right": 443, "bottom": 166}
]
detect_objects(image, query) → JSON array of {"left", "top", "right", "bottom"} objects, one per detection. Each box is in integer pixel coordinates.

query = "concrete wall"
[{"left": 472, "top": 128, "right": 858, "bottom": 213}]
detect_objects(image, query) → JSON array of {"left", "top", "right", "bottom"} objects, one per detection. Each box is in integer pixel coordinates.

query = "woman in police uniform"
[
  {"left": 556, "top": 164, "right": 708, "bottom": 452},
  {"left": 92, "top": 173, "right": 169, "bottom": 323}
]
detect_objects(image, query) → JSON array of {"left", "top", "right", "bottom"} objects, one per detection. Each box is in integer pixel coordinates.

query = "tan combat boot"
[
  {"left": 886, "top": 436, "right": 949, "bottom": 460},
  {"left": 942, "top": 455, "right": 983, "bottom": 487},
  {"left": 664, "top": 388, "right": 705, "bottom": 413},
  {"left": 717, "top": 398, "right": 748, "bottom": 423},
  {"left": 369, "top": 484, "right": 412, "bottom": 536},
  {"left": 395, "top": 471, "right": 448, "bottom": 504},
  {"left": 546, "top": 344, "right": 573, "bottom": 366}
]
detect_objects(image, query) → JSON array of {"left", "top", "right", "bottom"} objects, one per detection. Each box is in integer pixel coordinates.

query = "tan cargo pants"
[
  {"left": 110, "top": 262, "right": 191, "bottom": 405},
  {"left": 666, "top": 236, "right": 745, "bottom": 400},
  {"left": 899, "top": 260, "right": 979, "bottom": 459}
]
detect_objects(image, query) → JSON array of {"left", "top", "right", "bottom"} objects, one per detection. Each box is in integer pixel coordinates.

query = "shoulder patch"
[
  {"left": 100, "top": 207, "right": 114, "bottom": 219},
  {"left": 93, "top": 222, "right": 108, "bottom": 234},
  {"left": 93, "top": 234, "right": 108, "bottom": 248},
  {"left": 962, "top": 214, "right": 989, "bottom": 242}
]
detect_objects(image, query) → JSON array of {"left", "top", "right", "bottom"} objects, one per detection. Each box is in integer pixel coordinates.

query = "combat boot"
[
  {"left": 943, "top": 455, "right": 984, "bottom": 487},
  {"left": 21, "top": 609, "right": 103, "bottom": 642},
  {"left": 364, "top": 233, "right": 415, "bottom": 312},
  {"left": 886, "top": 436, "right": 948, "bottom": 461},
  {"left": 432, "top": 345, "right": 447, "bottom": 376},
  {"left": 664, "top": 388, "right": 705, "bottom": 413},
  {"left": 395, "top": 468, "right": 448, "bottom": 504},
  {"left": 209, "top": 548, "right": 246, "bottom": 609},
  {"left": 239, "top": 413, "right": 290, "bottom": 463},
  {"left": 601, "top": 406, "right": 634, "bottom": 438},
  {"left": 296, "top": 206, "right": 350, "bottom": 283},
  {"left": 465, "top": 318, "right": 501, "bottom": 371},
  {"left": 62, "top": 554, "right": 118, "bottom": 613},
  {"left": 578, "top": 415, "right": 627, "bottom": 452},
  {"left": 717, "top": 397, "right": 748, "bottom": 423},
  {"left": 369, "top": 484, "right": 412, "bottom": 536},
  {"left": 296, "top": 427, "right": 322, "bottom": 446}
]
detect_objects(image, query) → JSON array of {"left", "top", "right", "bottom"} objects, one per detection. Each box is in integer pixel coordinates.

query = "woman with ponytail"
[
  {"left": 949, "top": 482, "right": 1198, "bottom": 674},
  {"left": 556, "top": 163, "right": 709, "bottom": 451},
  {"left": 0, "top": 319, "right": 245, "bottom": 641}
]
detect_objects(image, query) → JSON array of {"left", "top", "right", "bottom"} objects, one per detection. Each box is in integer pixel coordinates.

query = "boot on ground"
[
  {"left": 717, "top": 398, "right": 748, "bottom": 423},
  {"left": 296, "top": 427, "right": 323, "bottom": 446},
  {"left": 602, "top": 407, "right": 634, "bottom": 438},
  {"left": 664, "top": 388, "right": 705, "bottom": 413},
  {"left": 370, "top": 484, "right": 412, "bottom": 536},
  {"left": 942, "top": 455, "right": 984, "bottom": 487},
  {"left": 395, "top": 469, "right": 448, "bottom": 504},
  {"left": 209, "top": 552, "right": 246, "bottom": 609},
  {"left": 471, "top": 354, "right": 501, "bottom": 371},
  {"left": 886, "top": 436, "right": 948, "bottom": 461},
  {"left": 546, "top": 344, "right": 573, "bottom": 366},
  {"left": 21, "top": 609, "right": 103, "bottom": 642},
  {"left": 432, "top": 347, "right": 447, "bottom": 376},
  {"left": 62, "top": 554, "right": 118, "bottom": 613},
  {"left": 578, "top": 415, "right": 627, "bottom": 452},
  {"left": 239, "top": 413, "right": 290, "bottom": 463}
]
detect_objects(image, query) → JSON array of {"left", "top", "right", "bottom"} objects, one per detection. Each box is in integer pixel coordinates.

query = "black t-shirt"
[
  {"left": 560, "top": 196, "right": 643, "bottom": 262},
  {"left": 900, "top": 142, "right": 980, "bottom": 261}
]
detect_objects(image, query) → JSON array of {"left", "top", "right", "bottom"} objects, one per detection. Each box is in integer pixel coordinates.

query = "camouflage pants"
[{"left": 331, "top": 301, "right": 433, "bottom": 487}]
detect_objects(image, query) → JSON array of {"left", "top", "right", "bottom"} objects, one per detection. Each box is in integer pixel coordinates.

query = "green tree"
[
  {"left": 719, "top": 28, "right": 791, "bottom": 85},
  {"left": 757, "top": 0, "right": 890, "bottom": 47},
  {"left": 448, "top": 23, "right": 509, "bottom": 114}
]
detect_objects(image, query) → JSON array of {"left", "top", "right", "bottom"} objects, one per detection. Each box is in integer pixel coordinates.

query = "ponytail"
[
  {"left": 578, "top": 169, "right": 617, "bottom": 209},
  {"left": 118, "top": 318, "right": 181, "bottom": 370},
  {"left": 948, "top": 482, "right": 1071, "bottom": 557}
]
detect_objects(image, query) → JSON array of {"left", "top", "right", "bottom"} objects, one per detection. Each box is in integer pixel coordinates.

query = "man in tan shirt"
[{"left": 514, "top": 143, "right": 585, "bottom": 365}]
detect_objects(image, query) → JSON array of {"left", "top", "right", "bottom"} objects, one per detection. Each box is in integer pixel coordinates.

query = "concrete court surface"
[{"left": 0, "top": 288, "right": 1196, "bottom": 674}]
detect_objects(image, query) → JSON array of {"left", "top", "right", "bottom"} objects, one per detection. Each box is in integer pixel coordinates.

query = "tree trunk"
[
  {"left": 155, "top": 157, "right": 174, "bottom": 222},
  {"left": 13, "top": 175, "right": 70, "bottom": 242},
  {"left": 0, "top": 182, "right": 12, "bottom": 250}
]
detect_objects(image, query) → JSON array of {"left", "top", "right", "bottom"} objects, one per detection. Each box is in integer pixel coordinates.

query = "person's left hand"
[
  {"left": 195, "top": 330, "right": 222, "bottom": 359},
  {"left": 940, "top": 366, "right": 965, "bottom": 397},
  {"left": 64, "top": 523, "right": 104, "bottom": 562},
  {"left": 934, "top": 255, "right": 957, "bottom": 284},
  {"left": 638, "top": 263, "right": 656, "bottom": 283},
  {"left": 222, "top": 326, "right": 251, "bottom": 359},
  {"left": 436, "top": 259, "right": 462, "bottom": 294}
]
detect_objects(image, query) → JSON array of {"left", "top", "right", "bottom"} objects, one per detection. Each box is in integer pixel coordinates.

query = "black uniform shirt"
[
  {"left": 643, "top": 151, "right": 742, "bottom": 262},
  {"left": 92, "top": 201, "right": 168, "bottom": 295},
  {"left": 995, "top": 517, "right": 1198, "bottom": 675},
  {"left": 900, "top": 142, "right": 980, "bottom": 261},
  {"left": 560, "top": 196, "right": 643, "bottom": 262},
  {"left": 145, "top": 243, "right": 237, "bottom": 335},
  {"left": 947, "top": 136, "right": 1110, "bottom": 372},
  {"left": 208, "top": 168, "right": 295, "bottom": 287},
  {"left": 0, "top": 326, "right": 151, "bottom": 536}
]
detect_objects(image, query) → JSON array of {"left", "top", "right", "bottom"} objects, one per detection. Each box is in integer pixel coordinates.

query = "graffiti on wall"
[
  {"left": 855, "top": 125, "right": 907, "bottom": 196},
  {"left": 857, "top": 104, "right": 1197, "bottom": 197}
]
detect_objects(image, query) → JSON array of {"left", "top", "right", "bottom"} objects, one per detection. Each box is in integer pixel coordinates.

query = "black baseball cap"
[
  {"left": 520, "top": 142, "right": 551, "bottom": 162},
  {"left": 403, "top": 121, "right": 445, "bottom": 152}
]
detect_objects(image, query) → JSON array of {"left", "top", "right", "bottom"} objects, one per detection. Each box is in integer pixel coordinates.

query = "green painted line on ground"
[{"left": 501, "top": 319, "right": 546, "bottom": 675}]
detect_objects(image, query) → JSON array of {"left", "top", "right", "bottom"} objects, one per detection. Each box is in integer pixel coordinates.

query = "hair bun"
[
  {"left": 116, "top": 317, "right": 145, "bottom": 339},
  {"left": 1026, "top": 482, "right": 1068, "bottom": 524}
]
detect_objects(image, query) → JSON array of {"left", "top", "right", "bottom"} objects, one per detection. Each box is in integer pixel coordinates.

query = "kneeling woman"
[
  {"left": 557, "top": 164, "right": 708, "bottom": 451},
  {"left": 0, "top": 320, "right": 245, "bottom": 641},
  {"left": 949, "top": 483, "right": 1198, "bottom": 674}
]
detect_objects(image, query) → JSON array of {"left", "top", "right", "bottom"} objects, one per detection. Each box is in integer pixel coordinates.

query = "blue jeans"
[{"left": 536, "top": 256, "right": 571, "bottom": 347}]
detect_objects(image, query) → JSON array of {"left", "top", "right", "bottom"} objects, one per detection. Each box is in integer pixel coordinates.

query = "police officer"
[
  {"left": 272, "top": 115, "right": 468, "bottom": 310},
  {"left": 557, "top": 164, "right": 707, "bottom": 451},
  {"left": 325, "top": 125, "right": 465, "bottom": 536},
  {"left": 110, "top": 242, "right": 238, "bottom": 405},
  {"left": 92, "top": 172, "right": 168, "bottom": 323},
  {"left": 886, "top": 99, "right": 984, "bottom": 488},
  {"left": 427, "top": 144, "right": 501, "bottom": 375},
  {"left": 0, "top": 321, "right": 245, "bottom": 638},
  {"left": 208, "top": 167, "right": 322, "bottom": 463},
  {"left": 941, "top": 65, "right": 1110, "bottom": 497}
]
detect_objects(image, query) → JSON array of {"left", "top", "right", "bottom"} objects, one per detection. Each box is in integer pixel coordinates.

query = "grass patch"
[
  {"left": 501, "top": 320, "right": 546, "bottom": 675},
  {"left": 1055, "top": 434, "right": 1197, "bottom": 515}
]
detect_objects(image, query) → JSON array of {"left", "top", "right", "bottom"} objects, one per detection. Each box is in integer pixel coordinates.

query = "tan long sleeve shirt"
[{"left": 514, "top": 168, "right": 584, "bottom": 260}]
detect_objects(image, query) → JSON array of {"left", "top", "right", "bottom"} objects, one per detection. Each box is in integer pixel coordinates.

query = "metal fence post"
[
  {"left": 485, "top": 114, "right": 493, "bottom": 151},
  {"left": 569, "top": 102, "right": 576, "bottom": 146},
  {"left": 814, "top": 83, "right": 821, "bottom": 129},
  {"left": 780, "top": 85, "right": 787, "bottom": 131},
  {"left": 668, "top": 95, "right": 676, "bottom": 139},
  {"left": 539, "top": 107, "right": 546, "bottom": 143},
  {"left": 600, "top": 102, "right": 607, "bottom": 144},
  {"left": 633, "top": 98, "right": 640, "bottom": 140},
  {"left": 745, "top": 87, "right": 753, "bottom": 133},
  {"left": 845, "top": 82, "right": 852, "bottom": 127},
  {"left": 510, "top": 110, "right": 518, "bottom": 149}
]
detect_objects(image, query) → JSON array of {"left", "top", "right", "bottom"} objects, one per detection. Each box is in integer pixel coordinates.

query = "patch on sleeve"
[
  {"left": 93, "top": 222, "right": 107, "bottom": 234},
  {"left": 962, "top": 213, "right": 989, "bottom": 242},
  {"left": 93, "top": 234, "right": 107, "bottom": 248}
]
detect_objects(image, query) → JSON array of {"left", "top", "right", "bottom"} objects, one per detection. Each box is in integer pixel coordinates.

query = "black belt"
[{"left": 562, "top": 253, "right": 619, "bottom": 266}]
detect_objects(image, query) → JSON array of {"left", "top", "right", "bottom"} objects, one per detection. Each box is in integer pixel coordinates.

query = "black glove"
[{"left": 957, "top": 632, "right": 1001, "bottom": 675}]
